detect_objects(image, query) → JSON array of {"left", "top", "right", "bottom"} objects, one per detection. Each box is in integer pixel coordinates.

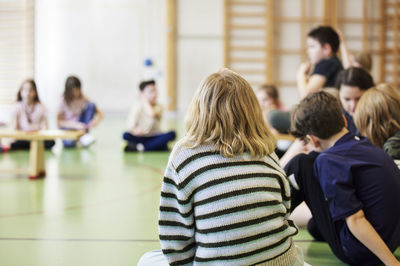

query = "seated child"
[
  {"left": 139, "top": 69, "right": 307, "bottom": 265},
  {"left": 297, "top": 25, "right": 343, "bottom": 98},
  {"left": 354, "top": 84, "right": 400, "bottom": 167},
  {"left": 336, "top": 67, "right": 374, "bottom": 135},
  {"left": 123, "top": 80, "right": 175, "bottom": 152},
  {"left": 256, "top": 84, "right": 290, "bottom": 134},
  {"left": 57, "top": 76, "right": 103, "bottom": 148},
  {"left": 338, "top": 29, "right": 373, "bottom": 72},
  {"left": 285, "top": 91, "right": 400, "bottom": 265},
  {"left": 10, "top": 79, "right": 55, "bottom": 150}
]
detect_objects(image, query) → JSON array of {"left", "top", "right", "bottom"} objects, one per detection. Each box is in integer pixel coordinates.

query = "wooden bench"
[{"left": 0, "top": 129, "right": 84, "bottom": 179}]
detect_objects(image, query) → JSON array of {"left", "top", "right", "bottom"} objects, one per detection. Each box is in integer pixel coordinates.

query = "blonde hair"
[
  {"left": 184, "top": 69, "right": 276, "bottom": 158},
  {"left": 354, "top": 84, "right": 400, "bottom": 147}
]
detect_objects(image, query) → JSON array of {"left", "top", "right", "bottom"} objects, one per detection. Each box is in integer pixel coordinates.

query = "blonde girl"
[{"left": 139, "top": 69, "right": 307, "bottom": 266}]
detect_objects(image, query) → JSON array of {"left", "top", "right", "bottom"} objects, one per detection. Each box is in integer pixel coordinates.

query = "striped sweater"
[{"left": 159, "top": 140, "right": 298, "bottom": 265}]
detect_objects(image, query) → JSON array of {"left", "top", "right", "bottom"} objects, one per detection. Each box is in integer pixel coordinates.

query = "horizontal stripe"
[
  {"left": 159, "top": 206, "right": 193, "bottom": 218},
  {"left": 159, "top": 234, "right": 192, "bottom": 241},
  {"left": 170, "top": 256, "right": 195, "bottom": 266},
  {"left": 176, "top": 151, "right": 219, "bottom": 173},
  {"left": 159, "top": 220, "right": 194, "bottom": 229},
  {"left": 195, "top": 234, "right": 295, "bottom": 262},
  {"left": 196, "top": 200, "right": 282, "bottom": 220},
  {"left": 162, "top": 242, "right": 196, "bottom": 254},
  {"left": 193, "top": 187, "right": 281, "bottom": 207},
  {"left": 197, "top": 224, "right": 289, "bottom": 248},
  {"left": 196, "top": 212, "right": 285, "bottom": 234}
]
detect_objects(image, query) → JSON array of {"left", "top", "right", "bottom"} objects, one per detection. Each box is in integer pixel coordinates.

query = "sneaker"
[
  {"left": 79, "top": 133, "right": 95, "bottom": 147},
  {"left": 124, "top": 142, "right": 137, "bottom": 152},
  {"left": 136, "top": 143, "right": 145, "bottom": 152}
]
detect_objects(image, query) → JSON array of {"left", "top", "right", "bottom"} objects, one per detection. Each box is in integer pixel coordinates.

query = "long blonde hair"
[
  {"left": 354, "top": 84, "right": 400, "bottom": 147},
  {"left": 184, "top": 69, "right": 276, "bottom": 158}
]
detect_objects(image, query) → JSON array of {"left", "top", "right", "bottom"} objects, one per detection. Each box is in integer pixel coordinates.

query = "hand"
[{"left": 297, "top": 62, "right": 311, "bottom": 77}]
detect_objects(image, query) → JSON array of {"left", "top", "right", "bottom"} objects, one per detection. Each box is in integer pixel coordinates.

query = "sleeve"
[
  {"left": 158, "top": 163, "right": 195, "bottom": 265},
  {"left": 315, "top": 154, "right": 363, "bottom": 221},
  {"left": 312, "top": 59, "right": 337, "bottom": 79}
]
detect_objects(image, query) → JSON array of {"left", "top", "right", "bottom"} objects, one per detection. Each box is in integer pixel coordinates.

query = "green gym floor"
[{"left": 0, "top": 115, "right": 399, "bottom": 266}]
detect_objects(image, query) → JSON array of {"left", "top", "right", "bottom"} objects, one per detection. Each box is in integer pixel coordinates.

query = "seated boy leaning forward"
[
  {"left": 285, "top": 91, "right": 400, "bottom": 265},
  {"left": 297, "top": 26, "right": 343, "bottom": 98}
]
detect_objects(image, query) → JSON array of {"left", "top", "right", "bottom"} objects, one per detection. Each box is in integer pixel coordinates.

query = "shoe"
[
  {"left": 124, "top": 142, "right": 137, "bottom": 152},
  {"left": 79, "top": 133, "right": 95, "bottom": 147}
]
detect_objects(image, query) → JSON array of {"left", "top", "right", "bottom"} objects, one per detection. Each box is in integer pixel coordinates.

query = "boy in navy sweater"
[{"left": 286, "top": 91, "right": 400, "bottom": 265}]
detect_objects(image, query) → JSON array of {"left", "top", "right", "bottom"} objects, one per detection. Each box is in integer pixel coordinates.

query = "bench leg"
[{"left": 29, "top": 140, "right": 46, "bottom": 179}]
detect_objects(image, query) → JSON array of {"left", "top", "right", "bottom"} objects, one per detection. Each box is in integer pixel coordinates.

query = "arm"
[
  {"left": 346, "top": 210, "right": 400, "bottom": 266},
  {"left": 297, "top": 62, "right": 327, "bottom": 98},
  {"left": 57, "top": 112, "right": 86, "bottom": 130},
  {"left": 338, "top": 29, "right": 352, "bottom": 69},
  {"left": 280, "top": 138, "right": 311, "bottom": 168},
  {"left": 159, "top": 165, "right": 195, "bottom": 265}
]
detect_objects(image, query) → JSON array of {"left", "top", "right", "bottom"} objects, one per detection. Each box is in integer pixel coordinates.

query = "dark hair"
[
  {"left": 139, "top": 80, "right": 156, "bottom": 91},
  {"left": 335, "top": 67, "right": 374, "bottom": 91},
  {"left": 64, "top": 76, "right": 81, "bottom": 105},
  {"left": 291, "top": 91, "right": 345, "bottom": 140},
  {"left": 260, "top": 84, "right": 279, "bottom": 100},
  {"left": 17, "top": 79, "right": 40, "bottom": 103},
  {"left": 308, "top": 26, "right": 340, "bottom": 54}
]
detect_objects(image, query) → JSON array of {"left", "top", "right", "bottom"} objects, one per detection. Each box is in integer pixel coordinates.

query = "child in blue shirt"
[
  {"left": 297, "top": 26, "right": 343, "bottom": 98},
  {"left": 286, "top": 91, "right": 400, "bottom": 265}
]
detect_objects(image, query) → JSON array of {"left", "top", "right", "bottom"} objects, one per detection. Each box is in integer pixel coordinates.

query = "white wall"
[
  {"left": 176, "top": 0, "right": 224, "bottom": 115},
  {"left": 35, "top": 0, "right": 166, "bottom": 116}
]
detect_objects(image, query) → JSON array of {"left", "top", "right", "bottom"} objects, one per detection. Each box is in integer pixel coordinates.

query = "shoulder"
[
  {"left": 383, "top": 131, "right": 400, "bottom": 159},
  {"left": 314, "top": 56, "right": 343, "bottom": 73}
]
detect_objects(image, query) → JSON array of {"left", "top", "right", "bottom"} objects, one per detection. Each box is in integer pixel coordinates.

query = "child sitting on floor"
[
  {"left": 354, "top": 84, "right": 400, "bottom": 167},
  {"left": 123, "top": 80, "right": 175, "bottom": 152},
  {"left": 57, "top": 76, "right": 103, "bottom": 148},
  {"left": 139, "top": 69, "right": 308, "bottom": 266},
  {"left": 285, "top": 91, "right": 400, "bottom": 265},
  {"left": 297, "top": 25, "right": 343, "bottom": 98},
  {"left": 10, "top": 79, "right": 55, "bottom": 150}
]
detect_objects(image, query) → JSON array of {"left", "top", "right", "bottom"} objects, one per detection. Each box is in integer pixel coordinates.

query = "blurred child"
[
  {"left": 286, "top": 91, "right": 400, "bottom": 265},
  {"left": 122, "top": 80, "right": 175, "bottom": 152},
  {"left": 58, "top": 76, "right": 103, "bottom": 148},
  {"left": 139, "top": 69, "right": 307, "bottom": 266},
  {"left": 336, "top": 67, "right": 374, "bottom": 135},
  {"left": 354, "top": 84, "right": 400, "bottom": 166},
  {"left": 10, "top": 79, "right": 55, "bottom": 150},
  {"left": 338, "top": 29, "right": 373, "bottom": 72},
  {"left": 297, "top": 26, "right": 343, "bottom": 98}
]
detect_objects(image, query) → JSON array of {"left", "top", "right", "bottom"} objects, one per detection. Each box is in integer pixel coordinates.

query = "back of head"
[
  {"left": 353, "top": 52, "right": 372, "bottom": 72},
  {"left": 185, "top": 69, "right": 276, "bottom": 158},
  {"left": 64, "top": 76, "right": 81, "bottom": 104},
  {"left": 354, "top": 86, "right": 400, "bottom": 147},
  {"left": 336, "top": 67, "right": 374, "bottom": 90},
  {"left": 139, "top": 80, "right": 156, "bottom": 91},
  {"left": 291, "top": 91, "right": 345, "bottom": 140},
  {"left": 308, "top": 25, "right": 340, "bottom": 54}
]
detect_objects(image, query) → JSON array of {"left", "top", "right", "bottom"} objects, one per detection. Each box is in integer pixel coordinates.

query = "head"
[
  {"left": 64, "top": 76, "right": 82, "bottom": 104},
  {"left": 354, "top": 85, "right": 400, "bottom": 147},
  {"left": 17, "top": 79, "right": 40, "bottom": 103},
  {"left": 185, "top": 69, "right": 276, "bottom": 158},
  {"left": 353, "top": 51, "right": 372, "bottom": 72},
  {"left": 139, "top": 80, "right": 157, "bottom": 105},
  {"left": 256, "top": 84, "right": 281, "bottom": 111},
  {"left": 336, "top": 67, "right": 374, "bottom": 116},
  {"left": 291, "top": 91, "right": 345, "bottom": 150},
  {"left": 307, "top": 26, "right": 340, "bottom": 64}
]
